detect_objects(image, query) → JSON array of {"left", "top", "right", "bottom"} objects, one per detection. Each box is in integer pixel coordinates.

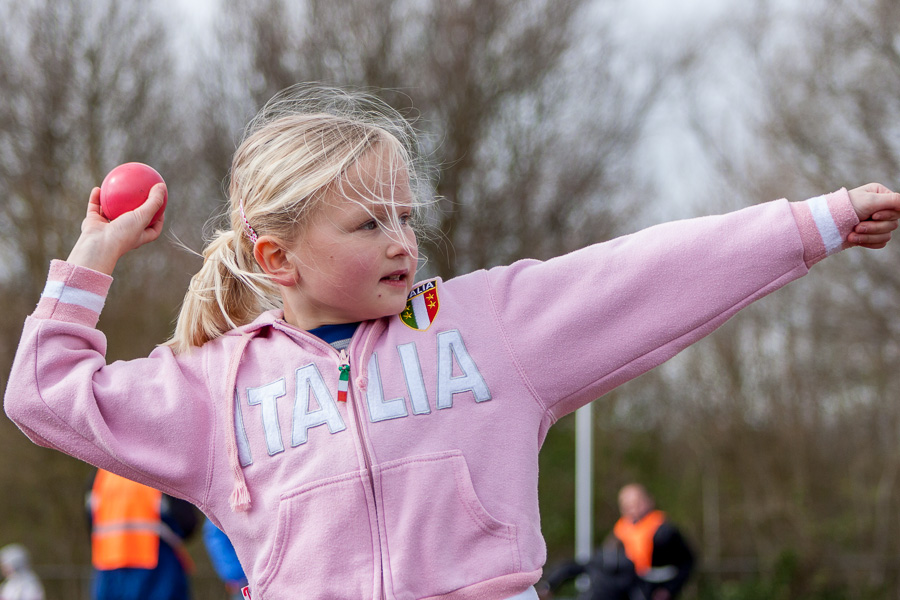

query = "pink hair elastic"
[{"left": 239, "top": 198, "right": 259, "bottom": 244}]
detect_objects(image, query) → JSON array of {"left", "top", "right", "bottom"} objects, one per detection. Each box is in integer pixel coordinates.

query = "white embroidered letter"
[
  {"left": 293, "top": 364, "right": 346, "bottom": 446},
  {"left": 366, "top": 353, "right": 409, "bottom": 422},
  {"left": 436, "top": 330, "right": 491, "bottom": 409},
  {"left": 247, "top": 379, "right": 286, "bottom": 456},
  {"left": 398, "top": 342, "right": 430, "bottom": 415},
  {"left": 234, "top": 390, "right": 253, "bottom": 467}
]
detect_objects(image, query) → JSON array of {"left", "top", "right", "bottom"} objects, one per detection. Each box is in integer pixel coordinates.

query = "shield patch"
[{"left": 400, "top": 280, "right": 439, "bottom": 331}]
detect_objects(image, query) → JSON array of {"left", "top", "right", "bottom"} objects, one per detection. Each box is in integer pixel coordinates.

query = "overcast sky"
[{"left": 156, "top": 0, "right": 731, "bottom": 221}]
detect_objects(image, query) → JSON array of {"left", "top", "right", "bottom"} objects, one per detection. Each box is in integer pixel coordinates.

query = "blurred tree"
[
  {"left": 0, "top": 0, "right": 211, "bottom": 364},
  {"left": 0, "top": 0, "right": 208, "bottom": 582},
  {"left": 196, "top": 0, "right": 674, "bottom": 277},
  {"left": 615, "top": 0, "right": 900, "bottom": 594}
]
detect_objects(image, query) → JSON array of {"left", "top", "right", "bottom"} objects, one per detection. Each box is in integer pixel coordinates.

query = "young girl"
[{"left": 5, "top": 84, "right": 900, "bottom": 600}]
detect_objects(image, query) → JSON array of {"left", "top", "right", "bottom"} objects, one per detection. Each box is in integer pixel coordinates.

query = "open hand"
[{"left": 847, "top": 183, "right": 900, "bottom": 249}]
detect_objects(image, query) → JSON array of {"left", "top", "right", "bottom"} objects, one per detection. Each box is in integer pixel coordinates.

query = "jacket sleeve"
[
  {"left": 4, "top": 260, "right": 214, "bottom": 505},
  {"left": 479, "top": 190, "right": 858, "bottom": 424}
]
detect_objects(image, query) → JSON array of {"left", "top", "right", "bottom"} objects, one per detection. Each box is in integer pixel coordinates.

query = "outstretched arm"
[
  {"left": 847, "top": 183, "right": 900, "bottom": 249},
  {"left": 66, "top": 183, "right": 167, "bottom": 275}
]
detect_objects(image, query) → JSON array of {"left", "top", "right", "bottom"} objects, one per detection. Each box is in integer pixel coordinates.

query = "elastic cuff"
[
  {"left": 789, "top": 188, "right": 858, "bottom": 267},
  {"left": 33, "top": 260, "right": 113, "bottom": 327}
]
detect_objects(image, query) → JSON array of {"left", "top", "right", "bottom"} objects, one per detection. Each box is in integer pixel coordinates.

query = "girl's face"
[{"left": 282, "top": 148, "right": 419, "bottom": 329}]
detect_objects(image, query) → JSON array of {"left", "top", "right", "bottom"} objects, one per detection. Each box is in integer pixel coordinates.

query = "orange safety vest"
[
  {"left": 90, "top": 470, "right": 163, "bottom": 570},
  {"left": 613, "top": 509, "right": 667, "bottom": 575}
]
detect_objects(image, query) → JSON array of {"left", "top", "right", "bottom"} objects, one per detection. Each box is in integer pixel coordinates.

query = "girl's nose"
[{"left": 385, "top": 228, "right": 417, "bottom": 258}]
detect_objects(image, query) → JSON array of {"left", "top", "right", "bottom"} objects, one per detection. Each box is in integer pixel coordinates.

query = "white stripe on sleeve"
[
  {"left": 808, "top": 195, "right": 843, "bottom": 254},
  {"left": 41, "top": 280, "right": 106, "bottom": 313}
]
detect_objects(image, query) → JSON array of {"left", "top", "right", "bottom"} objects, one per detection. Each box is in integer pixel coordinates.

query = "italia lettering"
[
  {"left": 367, "top": 353, "right": 409, "bottom": 422},
  {"left": 247, "top": 379, "right": 286, "bottom": 456},
  {"left": 235, "top": 330, "right": 491, "bottom": 457},
  {"left": 292, "top": 364, "right": 347, "bottom": 446},
  {"left": 365, "top": 330, "right": 490, "bottom": 420},
  {"left": 407, "top": 280, "right": 435, "bottom": 298},
  {"left": 435, "top": 330, "right": 491, "bottom": 408},
  {"left": 397, "top": 342, "right": 430, "bottom": 415},
  {"left": 234, "top": 390, "right": 253, "bottom": 467}
]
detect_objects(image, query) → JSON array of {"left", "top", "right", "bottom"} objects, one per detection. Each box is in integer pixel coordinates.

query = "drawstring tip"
[{"left": 230, "top": 483, "right": 252, "bottom": 512}]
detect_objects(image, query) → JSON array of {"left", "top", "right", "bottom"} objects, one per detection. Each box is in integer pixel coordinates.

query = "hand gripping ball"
[{"left": 99, "top": 162, "right": 167, "bottom": 224}]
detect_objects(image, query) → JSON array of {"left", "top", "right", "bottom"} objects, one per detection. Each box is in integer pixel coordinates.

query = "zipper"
[
  {"left": 337, "top": 345, "right": 387, "bottom": 599},
  {"left": 337, "top": 349, "right": 350, "bottom": 402},
  {"left": 272, "top": 319, "right": 386, "bottom": 594}
]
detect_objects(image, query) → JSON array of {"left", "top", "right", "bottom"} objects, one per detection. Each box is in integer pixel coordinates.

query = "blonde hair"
[{"left": 166, "top": 84, "right": 431, "bottom": 353}]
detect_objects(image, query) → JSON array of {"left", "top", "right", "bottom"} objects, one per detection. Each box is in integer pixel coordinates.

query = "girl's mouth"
[{"left": 381, "top": 271, "right": 407, "bottom": 284}]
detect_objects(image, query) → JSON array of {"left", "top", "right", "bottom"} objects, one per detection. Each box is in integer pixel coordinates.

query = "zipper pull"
[{"left": 337, "top": 349, "right": 350, "bottom": 402}]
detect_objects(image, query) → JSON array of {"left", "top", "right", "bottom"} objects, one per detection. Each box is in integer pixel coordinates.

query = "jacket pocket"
[
  {"left": 376, "top": 450, "right": 520, "bottom": 599},
  {"left": 254, "top": 471, "right": 376, "bottom": 599}
]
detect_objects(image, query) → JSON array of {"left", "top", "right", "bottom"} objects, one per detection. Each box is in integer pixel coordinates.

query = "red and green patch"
[{"left": 400, "top": 280, "right": 439, "bottom": 331}]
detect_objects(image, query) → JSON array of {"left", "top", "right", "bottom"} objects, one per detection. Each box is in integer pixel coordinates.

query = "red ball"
[{"left": 99, "top": 162, "right": 167, "bottom": 223}]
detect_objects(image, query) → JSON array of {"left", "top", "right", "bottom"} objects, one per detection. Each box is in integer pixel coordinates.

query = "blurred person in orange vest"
[
  {"left": 0, "top": 544, "right": 44, "bottom": 600},
  {"left": 538, "top": 484, "right": 693, "bottom": 600},
  {"left": 613, "top": 483, "right": 694, "bottom": 600},
  {"left": 87, "top": 469, "right": 198, "bottom": 600}
]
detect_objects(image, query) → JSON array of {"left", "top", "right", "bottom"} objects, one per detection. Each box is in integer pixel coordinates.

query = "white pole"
[{"left": 575, "top": 403, "right": 593, "bottom": 564}]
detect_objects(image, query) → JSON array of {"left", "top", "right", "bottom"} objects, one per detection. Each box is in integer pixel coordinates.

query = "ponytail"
[{"left": 166, "top": 230, "right": 279, "bottom": 354}]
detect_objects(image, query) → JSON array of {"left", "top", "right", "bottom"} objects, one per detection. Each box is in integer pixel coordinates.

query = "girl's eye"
[
  {"left": 360, "top": 220, "right": 378, "bottom": 231},
  {"left": 399, "top": 214, "right": 411, "bottom": 226}
]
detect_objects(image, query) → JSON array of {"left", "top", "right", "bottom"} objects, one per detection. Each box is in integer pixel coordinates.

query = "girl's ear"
[{"left": 253, "top": 236, "right": 299, "bottom": 286}]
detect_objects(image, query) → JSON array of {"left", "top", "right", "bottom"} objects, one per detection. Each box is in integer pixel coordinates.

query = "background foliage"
[{"left": 1, "top": 0, "right": 899, "bottom": 598}]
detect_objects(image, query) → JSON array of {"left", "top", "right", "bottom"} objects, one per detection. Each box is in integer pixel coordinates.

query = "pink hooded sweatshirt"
[{"left": 5, "top": 191, "right": 856, "bottom": 599}]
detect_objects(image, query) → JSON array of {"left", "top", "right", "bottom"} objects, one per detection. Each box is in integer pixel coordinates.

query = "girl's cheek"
[
  {"left": 341, "top": 257, "right": 380, "bottom": 281},
  {"left": 406, "top": 233, "right": 419, "bottom": 258}
]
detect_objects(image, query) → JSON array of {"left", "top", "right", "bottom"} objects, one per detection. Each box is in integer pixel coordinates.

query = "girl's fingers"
[
  {"left": 128, "top": 184, "right": 166, "bottom": 247},
  {"left": 848, "top": 231, "right": 893, "bottom": 247},
  {"left": 848, "top": 184, "right": 900, "bottom": 220},
  {"left": 855, "top": 220, "right": 899, "bottom": 235},
  {"left": 869, "top": 209, "right": 900, "bottom": 221},
  {"left": 112, "top": 184, "right": 166, "bottom": 231},
  {"left": 87, "top": 188, "right": 104, "bottom": 219},
  {"left": 144, "top": 183, "right": 167, "bottom": 211},
  {"left": 141, "top": 207, "right": 166, "bottom": 243}
]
